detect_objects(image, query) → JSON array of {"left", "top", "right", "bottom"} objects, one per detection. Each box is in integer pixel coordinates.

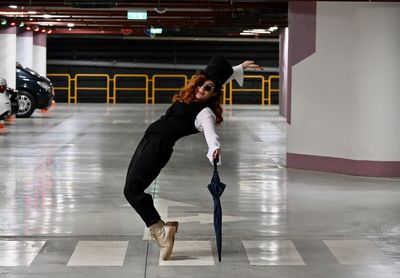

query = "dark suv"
[{"left": 16, "top": 63, "right": 54, "bottom": 117}]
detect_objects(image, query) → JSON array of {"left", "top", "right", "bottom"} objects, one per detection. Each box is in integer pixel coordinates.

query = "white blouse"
[{"left": 194, "top": 64, "right": 244, "bottom": 164}]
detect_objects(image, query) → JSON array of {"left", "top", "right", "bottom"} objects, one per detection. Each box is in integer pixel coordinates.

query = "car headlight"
[{"left": 37, "top": 81, "right": 51, "bottom": 92}]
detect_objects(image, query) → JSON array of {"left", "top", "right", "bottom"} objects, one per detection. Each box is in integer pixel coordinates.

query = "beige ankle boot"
[{"left": 149, "top": 220, "right": 178, "bottom": 260}]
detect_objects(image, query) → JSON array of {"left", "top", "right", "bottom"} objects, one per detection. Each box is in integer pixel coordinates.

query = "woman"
[{"left": 124, "top": 56, "right": 262, "bottom": 260}]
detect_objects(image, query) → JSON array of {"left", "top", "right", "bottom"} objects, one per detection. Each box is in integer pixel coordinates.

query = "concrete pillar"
[
  {"left": 17, "top": 31, "right": 33, "bottom": 69},
  {"left": 286, "top": 2, "right": 400, "bottom": 177},
  {"left": 0, "top": 27, "right": 17, "bottom": 88},
  {"left": 33, "top": 33, "right": 47, "bottom": 76},
  {"left": 279, "top": 27, "right": 289, "bottom": 119}
]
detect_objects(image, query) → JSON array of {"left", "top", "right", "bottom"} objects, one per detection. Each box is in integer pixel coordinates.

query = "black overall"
[{"left": 124, "top": 101, "right": 210, "bottom": 227}]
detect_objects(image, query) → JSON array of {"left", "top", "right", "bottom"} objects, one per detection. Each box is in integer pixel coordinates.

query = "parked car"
[
  {"left": 0, "top": 78, "right": 11, "bottom": 121},
  {"left": 16, "top": 62, "right": 54, "bottom": 117}
]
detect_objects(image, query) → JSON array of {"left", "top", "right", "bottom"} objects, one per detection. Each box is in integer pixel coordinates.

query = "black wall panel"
[{"left": 47, "top": 36, "right": 279, "bottom": 104}]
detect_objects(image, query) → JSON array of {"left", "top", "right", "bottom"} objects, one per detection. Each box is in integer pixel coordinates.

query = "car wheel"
[{"left": 16, "top": 90, "right": 36, "bottom": 118}]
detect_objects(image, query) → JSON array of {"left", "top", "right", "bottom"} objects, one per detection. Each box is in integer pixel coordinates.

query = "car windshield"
[{"left": 25, "top": 67, "right": 41, "bottom": 77}]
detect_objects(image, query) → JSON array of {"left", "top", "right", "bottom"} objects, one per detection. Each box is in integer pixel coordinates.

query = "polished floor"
[{"left": 0, "top": 104, "right": 399, "bottom": 278}]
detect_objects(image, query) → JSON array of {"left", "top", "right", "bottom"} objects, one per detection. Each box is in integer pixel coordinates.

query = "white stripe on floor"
[
  {"left": 323, "top": 240, "right": 387, "bottom": 265},
  {"left": 159, "top": 241, "right": 215, "bottom": 266},
  {"left": 0, "top": 241, "right": 46, "bottom": 266},
  {"left": 67, "top": 241, "right": 128, "bottom": 266},
  {"left": 243, "top": 240, "right": 305, "bottom": 266}
]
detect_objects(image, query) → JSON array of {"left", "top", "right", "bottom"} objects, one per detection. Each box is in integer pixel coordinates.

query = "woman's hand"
[
  {"left": 213, "top": 148, "right": 221, "bottom": 160},
  {"left": 241, "top": 60, "right": 263, "bottom": 70}
]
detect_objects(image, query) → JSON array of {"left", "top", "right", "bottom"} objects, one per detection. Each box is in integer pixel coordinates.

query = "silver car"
[{"left": 0, "top": 78, "right": 11, "bottom": 120}]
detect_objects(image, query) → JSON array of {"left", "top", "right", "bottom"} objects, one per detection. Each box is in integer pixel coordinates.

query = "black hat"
[{"left": 198, "top": 56, "right": 233, "bottom": 88}]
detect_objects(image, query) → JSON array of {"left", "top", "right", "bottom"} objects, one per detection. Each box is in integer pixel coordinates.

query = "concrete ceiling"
[{"left": 0, "top": 1, "right": 288, "bottom": 38}]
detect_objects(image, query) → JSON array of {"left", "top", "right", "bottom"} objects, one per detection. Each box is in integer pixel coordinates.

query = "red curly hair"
[{"left": 172, "top": 75, "right": 224, "bottom": 125}]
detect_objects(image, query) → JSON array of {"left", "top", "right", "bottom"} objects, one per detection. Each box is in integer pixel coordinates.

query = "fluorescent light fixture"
[
  {"left": 127, "top": 10, "right": 147, "bottom": 20},
  {"left": 241, "top": 29, "right": 271, "bottom": 35},
  {"left": 67, "top": 23, "right": 75, "bottom": 27},
  {"left": 9, "top": 5, "right": 18, "bottom": 9},
  {"left": 150, "top": 27, "right": 162, "bottom": 34},
  {"left": 268, "top": 26, "right": 279, "bottom": 32},
  {"left": 43, "top": 14, "right": 52, "bottom": 19},
  {"left": 240, "top": 32, "right": 256, "bottom": 36}
]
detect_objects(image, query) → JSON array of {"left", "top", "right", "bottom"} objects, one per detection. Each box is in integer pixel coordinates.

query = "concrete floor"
[{"left": 0, "top": 103, "right": 399, "bottom": 278}]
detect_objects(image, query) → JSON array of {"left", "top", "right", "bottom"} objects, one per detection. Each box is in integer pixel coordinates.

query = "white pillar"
[
  {"left": 279, "top": 27, "right": 289, "bottom": 119},
  {"left": 33, "top": 33, "right": 47, "bottom": 76},
  {"left": 287, "top": 2, "right": 400, "bottom": 177},
  {"left": 17, "top": 31, "right": 33, "bottom": 69},
  {"left": 0, "top": 27, "right": 17, "bottom": 88}
]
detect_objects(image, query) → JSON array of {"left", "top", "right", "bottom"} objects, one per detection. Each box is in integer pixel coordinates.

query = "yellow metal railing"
[
  {"left": 267, "top": 75, "right": 280, "bottom": 105},
  {"left": 74, "top": 74, "right": 110, "bottom": 104},
  {"left": 227, "top": 75, "right": 265, "bottom": 105},
  {"left": 47, "top": 73, "right": 72, "bottom": 103},
  {"left": 48, "top": 72, "right": 279, "bottom": 105},
  {"left": 113, "top": 74, "right": 149, "bottom": 104},
  {"left": 151, "top": 74, "right": 187, "bottom": 104}
]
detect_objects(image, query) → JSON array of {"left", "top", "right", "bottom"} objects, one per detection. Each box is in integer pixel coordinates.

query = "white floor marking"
[
  {"left": 323, "top": 240, "right": 387, "bottom": 265},
  {"left": 0, "top": 241, "right": 46, "bottom": 266},
  {"left": 243, "top": 240, "right": 305, "bottom": 266},
  {"left": 67, "top": 241, "right": 128, "bottom": 266}
]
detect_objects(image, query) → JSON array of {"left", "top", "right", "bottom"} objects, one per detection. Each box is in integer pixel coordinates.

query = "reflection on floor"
[{"left": 0, "top": 104, "right": 399, "bottom": 278}]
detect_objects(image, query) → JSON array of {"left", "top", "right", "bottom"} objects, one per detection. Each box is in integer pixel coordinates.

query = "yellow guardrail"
[
  {"left": 267, "top": 75, "right": 280, "bottom": 105},
  {"left": 151, "top": 74, "right": 187, "bottom": 104},
  {"left": 227, "top": 75, "right": 266, "bottom": 105},
  {"left": 47, "top": 73, "right": 72, "bottom": 103},
  {"left": 48, "top": 72, "right": 279, "bottom": 105},
  {"left": 74, "top": 74, "right": 110, "bottom": 104},
  {"left": 113, "top": 74, "right": 149, "bottom": 104}
]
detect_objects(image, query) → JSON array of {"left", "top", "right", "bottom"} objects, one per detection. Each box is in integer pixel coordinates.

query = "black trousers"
[{"left": 124, "top": 134, "right": 173, "bottom": 227}]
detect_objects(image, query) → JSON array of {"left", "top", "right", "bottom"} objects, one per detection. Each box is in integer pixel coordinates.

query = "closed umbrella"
[{"left": 207, "top": 158, "right": 226, "bottom": 262}]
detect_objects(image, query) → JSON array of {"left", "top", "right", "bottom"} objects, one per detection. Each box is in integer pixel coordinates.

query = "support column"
[
  {"left": 0, "top": 27, "right": 17, "bottom": 88},
  {"left": 286, "top": 2, "right": 400, "bottom": 177},
  {"left": 33, "top": 33, "right": 47, "bottom": 76},
  {"left": 279, "top": 27, "right": 289, "bottom": 119},
  {"left": 17, "top": 31, "right": 33, "bottom": 69}
]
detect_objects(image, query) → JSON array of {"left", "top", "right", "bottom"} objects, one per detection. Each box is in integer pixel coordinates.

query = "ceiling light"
[
  {"left": 1, "top": 19, "right": 7, "bottom": 25},
  {"left": 47, "top": 29, "right": 52, "bottom": 34},
  {"left": 252, "top": 29, "right": 271, "bottom": 34},
  {"left": 9, "top": 5, "right": 18, "bottom": 9},
  {"left": 19, "top": 22, "right": 24, "bottom": 27},
  {"left": 240, "top": 32, "right": 256, "bottom": 36},
  {"left": 10, "top": 22, "right": 16, "bottom": 26},
  {"left": 28, "top": 11, "right": 37, "bottom": 14},
  {"left": 269, "top": 26, "right": 279, "bottom": 32},
  {"left": 43, "top": 14, "right": 52, "bottom": 19},
  {"left": 67, "top": 23, "right": 74, "bottom": 27},
  {"left": 26, "top": 26, "right": 31, "bottom": 31},
  {"left": 242, "top": 29, "right": 271, "bottom": 35}
]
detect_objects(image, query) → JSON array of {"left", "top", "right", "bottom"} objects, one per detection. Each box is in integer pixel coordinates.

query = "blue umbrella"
[{"left": 207, "top": 158, "right": 226, "bottom": 262}]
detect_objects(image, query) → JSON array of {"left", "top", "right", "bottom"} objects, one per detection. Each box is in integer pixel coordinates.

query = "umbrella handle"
[{"left": 213, "top": 158, "right": 219, "bottom": 171}]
